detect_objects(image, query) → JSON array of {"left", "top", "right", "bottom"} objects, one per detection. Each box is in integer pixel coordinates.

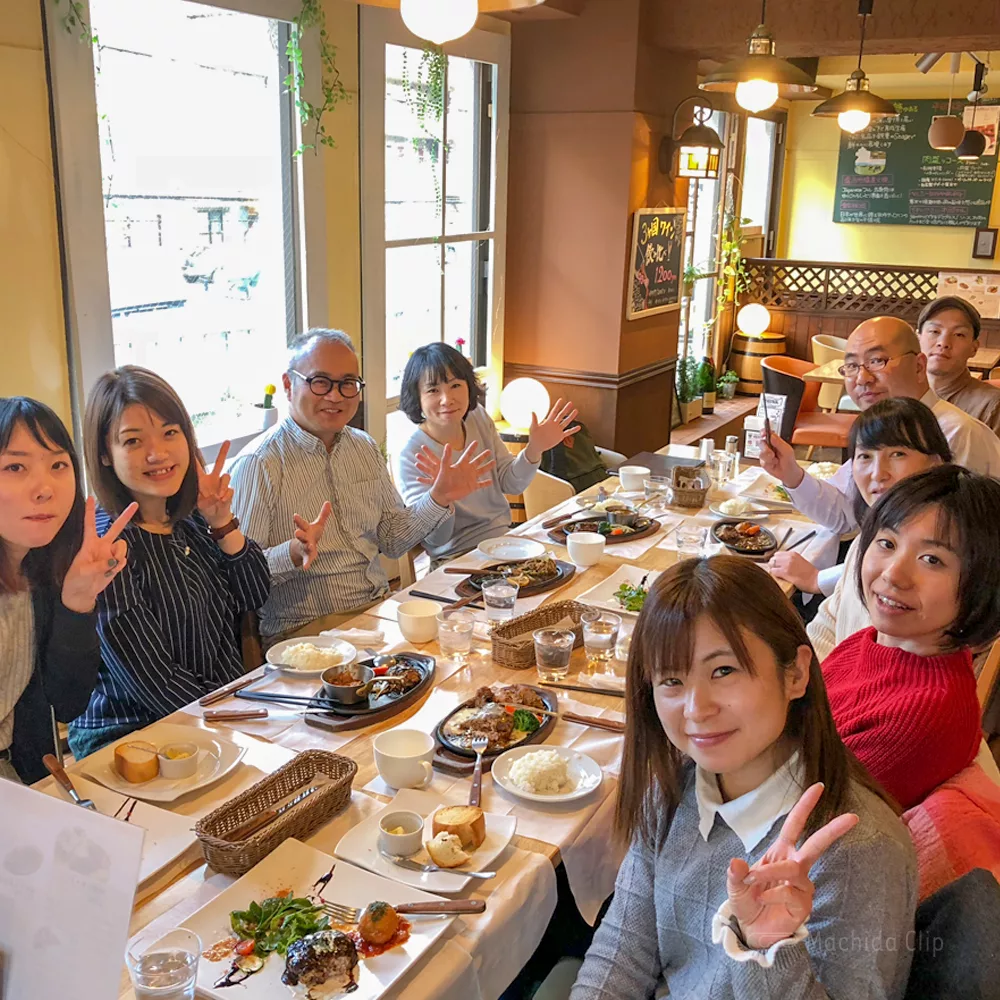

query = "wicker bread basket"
[
  {"left": 194, "top": 750, "right": 356, "bottom": 876},
  {"left": 669, "top": 465, "right": 711, "bottom": 508},
  {"left": 490, "top": 599, "right": 590, "bottom": 669}
]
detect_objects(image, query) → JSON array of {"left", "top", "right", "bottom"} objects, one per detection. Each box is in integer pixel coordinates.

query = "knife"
[
  {"left": 199, "top": 672, "right": 265, "bottom": 707},
  {"left": 228, "top": 785, "right": 323, "bottom": 841}
]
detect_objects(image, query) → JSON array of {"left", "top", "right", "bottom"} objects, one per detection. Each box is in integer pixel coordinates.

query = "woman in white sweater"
[
  {"left": 396, "top": 344, "right": 580, "bottom": 563},
  {"left": 797, "top": 399, "right": 952, "bottom": 661}
]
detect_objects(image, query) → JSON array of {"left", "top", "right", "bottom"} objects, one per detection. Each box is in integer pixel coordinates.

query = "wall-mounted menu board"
[
  {"left": 833, "top": 98, "right": 999, "bottom": 227},
  {"left": 627, "top": 207, "right": 686, "bottom": 319}
]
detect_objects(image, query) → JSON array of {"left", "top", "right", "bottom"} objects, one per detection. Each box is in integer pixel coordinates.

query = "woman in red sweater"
[{"left": 821, "top": 464, "right": 999, "bottom": 809}]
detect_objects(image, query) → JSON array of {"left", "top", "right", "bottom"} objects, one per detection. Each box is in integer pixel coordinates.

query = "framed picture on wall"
[
  {"left": 627, "top": 207, "right": 686, "bottom": 320},
  {"left": 973, "top": 227, "right": 998, "bottom": 260}
]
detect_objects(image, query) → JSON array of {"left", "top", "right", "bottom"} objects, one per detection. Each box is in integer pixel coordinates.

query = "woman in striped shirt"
[
  {"left": 68, "top": 367, "right": 274, "bottom": 758},
  {"left": 0, "top": 397, "right": 136, "bottom": 783}
]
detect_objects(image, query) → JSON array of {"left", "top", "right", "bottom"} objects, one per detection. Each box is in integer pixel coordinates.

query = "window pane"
[
  {"left": 385, "top": 44, "right": 445, "bottom": 241},
  {"left": 444, "top": 56, "right": 494, "bottom": 236},
  {"left": 444, "top": 240, "right": 491, "bottom": 368},
  {"left": 742, "top": 117, "right": 777, "bottom": 232},
  {"left": 386, "top": 244, "right": 443, "bottom": 396},
  {"left": 91, "top": 0, "right": 294, "bottom": 442}
]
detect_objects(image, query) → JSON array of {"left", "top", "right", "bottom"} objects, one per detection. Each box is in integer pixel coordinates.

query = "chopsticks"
[
  {"left": 777, "top": 527, "right": 794, "bottom": 551},
  {"left": 498, "top": 702, "right": 559, "bottom": 718},
  {"left": 235, "top": 690, "right": 347, "bottom": 713},
  {"left": 537, "top": 680, "right": 625, "bottom": 698},
  {"left": 541, "top": 512, "right": 575, "bottom": 529},
  {"left": 562, "top": 712, "right": 625, "bottom": 734},
  {"left": 407, "top": 589, "right": 484, "bottom": 611},
  {"left": 784, "top": 530, "right": 817, "bottom": 553},
  {"left": 199, "top": 672, "right": 265, "bottom": 707}
]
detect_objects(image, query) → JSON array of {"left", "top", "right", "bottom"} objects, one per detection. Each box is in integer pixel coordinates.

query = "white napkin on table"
[
  {"left": 575, "top": 672, "right": 626, "bottom": 693},
  {"left": 319, "top": 627, "right": 386, "bottom": 646}
]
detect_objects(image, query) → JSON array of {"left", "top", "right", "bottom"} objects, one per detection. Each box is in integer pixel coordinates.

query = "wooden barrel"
[{"left": 730, "top": 331, "right": 787, "bottom": 395}]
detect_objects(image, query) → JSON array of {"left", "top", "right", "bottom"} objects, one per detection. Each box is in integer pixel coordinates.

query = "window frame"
[
  {"left": 44, "top": 0, "right": 328, "bottom": 462},
  {"left": 359, "top": 7, "right": 510, "bottom": 449}
]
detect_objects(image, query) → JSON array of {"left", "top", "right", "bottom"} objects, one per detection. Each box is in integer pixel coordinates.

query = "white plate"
[
  {"left": 39, "top": 774, "right": 197, "bottom": 885},
  {"left": 575, "top": 564, "right": 661, "bottom": 617},
  {"left": 266, "top": 635, "right": 358, "bottom": 677},
  {"left": 492, "top": 746, "right": 603, "bottom": 804},
  {"left": 707, "top": 501, "right": 769, "bottom": 520},
  {"left": 79, "top": 723, "right": 245, "bottom": 802},
  {"left": 738, "top": 472, "right": 795, "bottom": 509},
  {"left": 477, "top": 537, "right": 546, "bottom": 561},
  {"left": 335, "top": 788, "right": 516, "bottom": 894},
  {"left": 182, "top": 838, "right": 454, "bottom": 1000}
]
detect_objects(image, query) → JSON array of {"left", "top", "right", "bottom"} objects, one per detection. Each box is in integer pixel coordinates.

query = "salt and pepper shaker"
[
  {"left": 699, "top": 438, "right": 715, "bottom": 462},
  {"left": 725, "top": 435, "right": 739, "bottom": 455}
]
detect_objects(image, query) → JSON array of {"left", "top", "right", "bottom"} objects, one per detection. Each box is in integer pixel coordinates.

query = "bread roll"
[
  {"left": 425, "top": 832, "right": 470, "bottom": 868},
  {"left": 114, "top": 741, "right": 159, "bottom": 783},
  {"left": 431, "top": 805, "right": 486, "bottom": 850}
]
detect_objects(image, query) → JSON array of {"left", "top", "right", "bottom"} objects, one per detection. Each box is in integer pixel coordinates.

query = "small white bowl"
[
  {"left": 397, "top": 600, "right": 441, "bottom": 644},
  {"left": 378, "top": 809, "right": 425, "bottom": 857},
  {"left": 566, "top": 531, "right": 606, "bottom": 567},
  {"left": 157, "top": 742, "right": 199, "bottom": 779},
  {"left": 618, "top": 465, "right": 651, "bottom": 491}
]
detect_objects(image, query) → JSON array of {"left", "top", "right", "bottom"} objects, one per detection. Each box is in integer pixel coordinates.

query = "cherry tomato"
[
  {"left": 373, "top": 665, "right": 389, "bottom": 676},
  {"left": 236, "top": 940, "right": 256, "bottom": 956}
]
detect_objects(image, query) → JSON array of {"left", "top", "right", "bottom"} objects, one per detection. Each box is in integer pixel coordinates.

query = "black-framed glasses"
[
  {"left": 838, "top": 351, "right": 917, "bottom": 378},
  {"left": 290, "top": 370, "right": 365, "bottom": 398}
]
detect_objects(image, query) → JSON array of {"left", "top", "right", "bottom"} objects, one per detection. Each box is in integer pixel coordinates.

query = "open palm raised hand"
[
  {"left": 196, "top": 440, "right": 234, "bottom": 529},
  {"left": 528, "top": 398, "right": 581, "bottom": 456},
  {"left": 416, "top": 441, "right": 496, "bottom": 506},
  {"left": 61, "top": 497, "right": 138, "bottom": 613},
  {"left": 726, "top": 782, "right": 859, "bottom": 950}
]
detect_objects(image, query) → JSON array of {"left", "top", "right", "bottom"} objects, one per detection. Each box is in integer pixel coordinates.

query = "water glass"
[
  {"left": 533, "top": 627, "right": 575, "bottom": 681},
  {"left": 710, "top": 450, "right": 735, "bottom": 485},
  {"left": 676, "top": 524, "right": 707, "bottom": 561},
  {"left": 482, "top": 580, "right": 519, "bottom": 622},
  {"left": 437, "top": 609, "right": 475, "bottom": 663},
  {"left": 582, "top": 611, "right": 622, "bottom": 673},
  {"left": 126, "top": 929, "right": 201, "bottom": 1000},
  {"left": 643, "top": 476, "right": 670, "bottom": 508}
]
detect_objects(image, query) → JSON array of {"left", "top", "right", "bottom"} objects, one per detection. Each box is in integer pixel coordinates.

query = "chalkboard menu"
[
  {"left": 833, "top": 98, "right": 999, "bottom": 227},
  {"left": 627, "top": 207, "right": 686, "bottom": 319}
]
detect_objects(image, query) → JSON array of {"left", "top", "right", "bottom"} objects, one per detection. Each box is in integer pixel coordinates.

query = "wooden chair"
[
  {"left": 990, "top": 367, "right": 1000, "bottom": 380},
  {"left": 380, "top": 548, "right": 419, "bottom": 591},
  {"left": 523, "top": 470, "right": 575, "bottom": 520},
  {"left": 810, "top": 334, "right": 848, "bottom": 413},
  {"left": 760, "top": 355, "right": 858, "bottom": 460}
]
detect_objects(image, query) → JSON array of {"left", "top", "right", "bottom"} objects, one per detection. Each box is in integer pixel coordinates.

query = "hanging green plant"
[
  {"left": 401, "top": 44, "right": 448, "bottom": 210},
  {"left": 286, "top": 0, "right": 349, "bottom": 155},
  {"left": 716, "top": 212, "right": 753, "bottom": 310},
  {"left": 51, "top": 0, "right": 95, "bottom": 43}
]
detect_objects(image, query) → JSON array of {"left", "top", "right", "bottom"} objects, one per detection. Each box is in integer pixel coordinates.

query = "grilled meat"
[{"left": 281, "top": 930, "right": 358, "bottom": 989}]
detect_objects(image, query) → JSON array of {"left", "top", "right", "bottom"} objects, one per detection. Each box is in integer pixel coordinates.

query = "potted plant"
[
  {"left": 676, "top": 356, "right": 702, "bottom": 425},
  {"left": 255, "top": 383, "right": 279, "bottom": 430},
  {"left": 716, "top": 369, "right": 739, "bottom": 401}
]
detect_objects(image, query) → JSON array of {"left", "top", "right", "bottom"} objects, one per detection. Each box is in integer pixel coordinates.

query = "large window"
[
  {"left": 361, "top": 9, "right": 510, "bottom": 447},
  {"left": 740, "top": 113, "right": 786, "bottom": 256}
]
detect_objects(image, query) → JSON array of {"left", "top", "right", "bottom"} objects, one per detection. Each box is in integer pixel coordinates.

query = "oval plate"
[
  {"left": 455, "top": 559, "right": 575, "bottom": 599},
  {"left": 707, "top": 502, "right": 769, "bottom": 521},
  {"left": 310, "top": 653, "right": 435, "bottom": 716},
  {"left": 436, "top": 685, "right": 559, "bottom": 758},
  {"left": 549, "top": 516, "right": 661, "bottom": 545},
  {"left": 711, "top": 519, "right": 778, "bottom": 559},
  {"left": 265, "top": 635, "right": 358, "bottom": 677},
  {"left": 477, "top": 537, "right": 547, "bottom": 561},
  {"left": 492, "top": 745, "right": 603, "bottom": 804}
]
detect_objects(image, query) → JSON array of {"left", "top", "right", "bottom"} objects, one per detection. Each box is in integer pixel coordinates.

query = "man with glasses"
[
  {"left": 918, "top": 296, "right": 1000, "bottom": 435},
  {"left": 231, "top": 329, "right": 495, "bottom": 642},
  {"left": 762, "top": 313, "right": 1000, "bottom": 540}
]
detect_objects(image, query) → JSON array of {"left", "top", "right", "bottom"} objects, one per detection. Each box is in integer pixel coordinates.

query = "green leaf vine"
[
  {"left": 401, "top": 45, "right": 448, "bottom": 210},
  {"left": 285, "top": 0, "right": 349, "bottom": 155},
  {"left": 51, "top": 0, "right": 96, "bottom": 43}
]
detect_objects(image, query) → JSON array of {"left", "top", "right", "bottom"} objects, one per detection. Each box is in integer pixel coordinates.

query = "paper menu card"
[
  {"left": 0, "top": 780, "right": 143, "bottom": 1000},
  {"left": 937, "top": 272, "right": 1000, "bottom": 319}
]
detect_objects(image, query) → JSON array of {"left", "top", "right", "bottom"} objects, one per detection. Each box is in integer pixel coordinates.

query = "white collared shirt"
[{"left": 695, "top": 750, "right": 806, "bottom": 852}]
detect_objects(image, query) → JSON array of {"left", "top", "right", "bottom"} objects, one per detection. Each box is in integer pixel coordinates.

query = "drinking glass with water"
[
  {"left": 582, "top": 610, "right": 622, "bottom": 674},
  {"left": 482, "top": 580, "right": 519, "bottom": 622},
  {"left": 126, "top": 929, "right": 201, "bottom": 1000},
  {"left": 533, "top": 627, "right": 575, "bottom": 681},
  {"left": 437, "top": 608, "right": 475, "bottom": 663}
]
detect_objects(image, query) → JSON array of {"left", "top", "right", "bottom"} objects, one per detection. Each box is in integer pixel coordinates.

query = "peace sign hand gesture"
[
  {"left": 197, "top": 440, "right": 234, "bottom": 529},
  {"left": 726, "top": 783, "right": 858, "bottom": 950},
  {"left": 61, "top": 497, "right": 138, "bottom": 614},
  {"left": 291, "top": 501, "right": 333, "bottom": 571}
]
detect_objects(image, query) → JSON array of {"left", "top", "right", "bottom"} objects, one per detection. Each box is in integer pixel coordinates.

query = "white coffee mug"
[
  {"left": 618, "top": 465, "right": 651, "bottom": 491},
  {"left": 567, "top": 530, "right": 606, "bottom": 567},
  {"left": 373, "top": 728, "right": 435, "bottom": 789},
  {"left": 397, "top": 599, "right": 440, "bottom": 644}
]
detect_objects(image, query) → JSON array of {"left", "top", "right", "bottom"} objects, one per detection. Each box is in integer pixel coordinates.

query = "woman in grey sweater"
[
  {"left": 396, "top": 344, "right": 579, "bottom": 563},
  {"left": 572, "top": 555, "right": 917, "bottom": 1000}
]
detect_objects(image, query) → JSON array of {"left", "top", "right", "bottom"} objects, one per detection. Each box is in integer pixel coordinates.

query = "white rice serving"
[
  {"left": 718, "top": 497, "right": 751, "bottom": 516},
  {"left": 507, "top": 750, "right": 575, "bottom": 795},
  {"left": 278, "top": 642, "right": 344, "bottom": 670}
]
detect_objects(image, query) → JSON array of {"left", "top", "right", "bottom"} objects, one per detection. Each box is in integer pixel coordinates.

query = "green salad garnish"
[
  {"left": 613, "top": 582, "right": 648, "bottom": 612},
  {"left": 230, "top": 895, "right": 329, "bottom": 957},
  {"left": 512, "top": 709, "right": 541, "bottom": 734}
]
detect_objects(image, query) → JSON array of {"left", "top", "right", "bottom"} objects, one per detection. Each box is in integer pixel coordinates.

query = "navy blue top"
[{"left": 73, "top": 509, "right": 270, "bottom": 731}]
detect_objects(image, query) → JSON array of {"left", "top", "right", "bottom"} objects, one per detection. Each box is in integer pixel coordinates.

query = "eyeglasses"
[
  {"left": 838, "top": 351, "right": 917, "bottom": 379},
  {"left": 290, "top": 370, "right": 365, "bottom": 398}
]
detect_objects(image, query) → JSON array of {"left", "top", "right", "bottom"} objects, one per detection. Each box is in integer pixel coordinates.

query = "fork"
[
  {"left": 378, "top": 848, "right": 497, "bottom": 879},
  {"left": 321, "top": 899, "right": 485, "bottom": 924},
  {"left": 467, "top": 735, "right": 489, "bottom": 808}
]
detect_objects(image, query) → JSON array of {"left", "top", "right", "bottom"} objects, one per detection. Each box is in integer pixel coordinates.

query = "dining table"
[{"left": 35, "top": 445, "right": 826, "bottom": 1000}]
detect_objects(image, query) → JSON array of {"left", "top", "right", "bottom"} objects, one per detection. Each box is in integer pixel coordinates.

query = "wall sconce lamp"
[{"left": 659, "top": 97, "right": 724, "bottom": 180}]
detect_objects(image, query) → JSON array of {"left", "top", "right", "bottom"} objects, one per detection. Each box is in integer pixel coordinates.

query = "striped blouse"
[
  {"left": 230, "top": 417, "right": 449, "bottom": 636},
  {"left": 73, "top": 510, "right": 270, "bottom": 731}
]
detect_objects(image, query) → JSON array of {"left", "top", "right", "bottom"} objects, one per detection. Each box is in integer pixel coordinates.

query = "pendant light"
[
  {"left": 812, "top": 0, "right": 896, "bottom": 133},
  {"left": 400, "top": 0, "right": 478, "bottom": 45},
  {"left": 699, "top": 0, "right": 819, "bottom": 113},
  {"left": 928, "top": 54, "right": 968, "bottom": 150},
  {"left": 955, "top": 61, "right": 988, "bottom": 160}
]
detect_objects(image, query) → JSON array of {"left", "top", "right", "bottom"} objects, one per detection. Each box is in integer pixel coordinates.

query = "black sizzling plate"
[
  {"left": 454, "top": 559, "right": 576, "bottom": 600},
  {"left": 435, "top": 685, "right": 560, "bottom": 758},
  {"left": 711, "top": 519, "right": 778, "bottom": 559},
  {"left": 310, "top": 653, "right": 435, "bottom": 716}
]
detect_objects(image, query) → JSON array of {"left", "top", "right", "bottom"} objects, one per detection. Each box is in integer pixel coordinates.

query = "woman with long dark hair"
[
  {"left": 571, "top": 556, "right": 916, "bottom": 999},
  {"left": 0, "top": 397, "right": 135, "bottom": 783}
]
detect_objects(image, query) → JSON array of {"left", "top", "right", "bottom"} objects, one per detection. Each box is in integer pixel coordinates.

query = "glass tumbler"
[
  {"left": 482, "top": 580, "right": 519, "bottom": 622},
  {"left": 676, "top": 524, "right": 707, "bottom": 561},
  {"left": 533, "top": 627, "right": 575, "bottom": 681},
  {"left": 437, "top": 609, "right": 475, "bottom": 663},
  {"left": 582, "top": 611, "right": 622, "bottom": 674},
  {"left": 126, "top": 928, "right": 201, "bottom": 1000}
]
